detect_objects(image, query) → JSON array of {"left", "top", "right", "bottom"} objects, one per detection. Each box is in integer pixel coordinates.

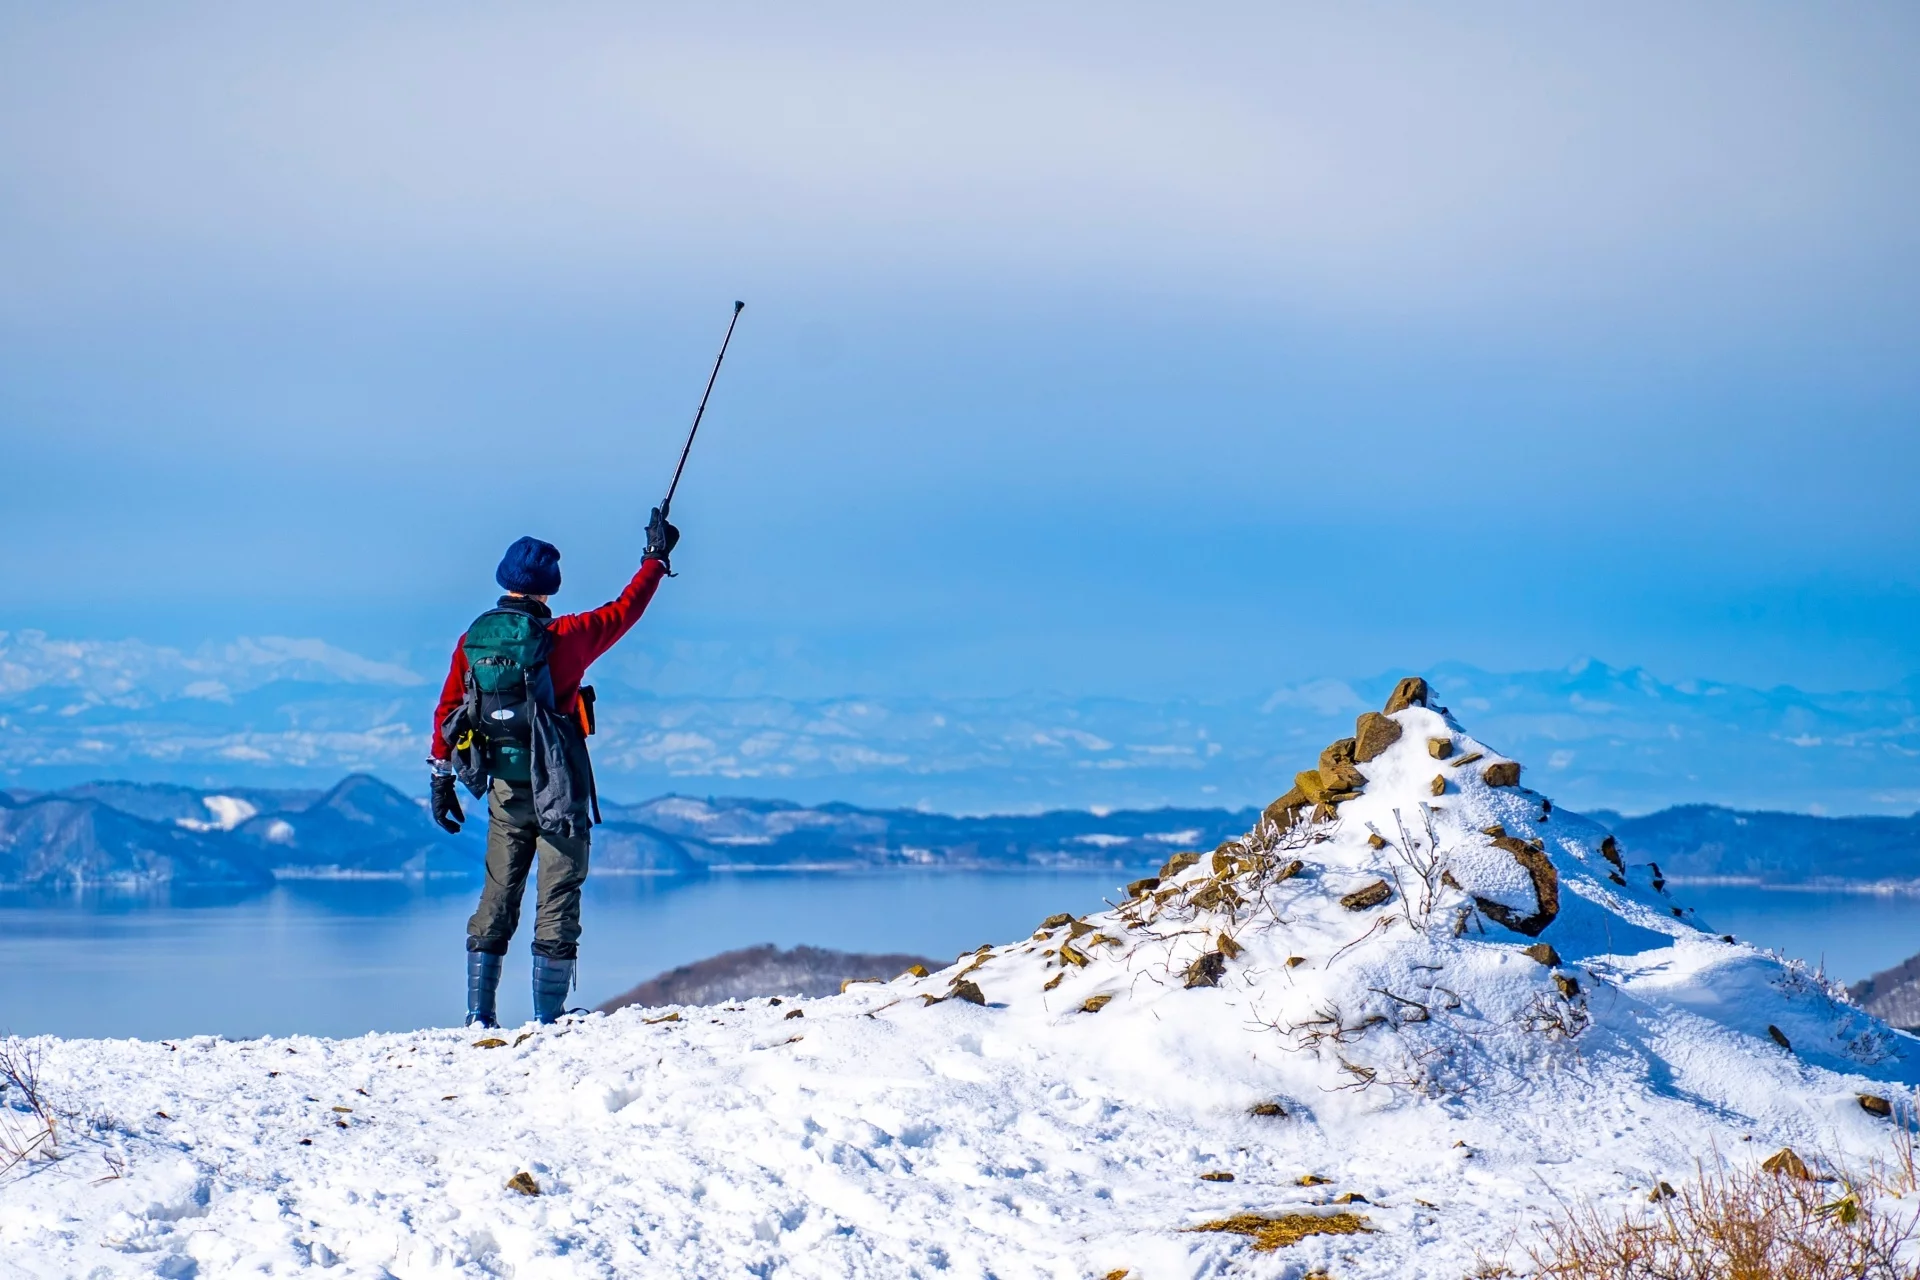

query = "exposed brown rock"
[
  {"left": 903, "top": 964, "right": 928, "bottom": 978},
  {"left": 1058, "top": 942, "right": 1089, "bottom": 968},
  {"left": 506, "top": 1171, "right": 541, "bottom": 1196},
  {"left": 1190, "top": 880, "right": 1243, "bottom": 912},
  {"left": 1081, "top": 994, "right": 1113, "bottom": 1013},
  {"left": 1483, "top": 824, "right": 1507, "bottom": 838},
  {"left": 949, "top": 979, "right": 986, "bottom": 1005},
  {"left": 1250, "top": 1101, "right": 1286, "bottom": 1117},
  {"left": 472, "top": 1037, "right": 508, "bottom": 1049},
  {"left": 1185, "top": 951, "right": 1227, "bottom": 988},
  {"left": 1294, "top": 768, "right": 1359, "bottom": 806},
  {"left": 1275, "top": 859, "right": 1305, "bottom": 883},
  {"left": 1483, "top": 761, "right": 1522, "bottom": 788},
  {"left": 1367, "top": 833, "right": 1387, "bottom": 849},
  {"left": 1043, "top": 972, "right": 1064, "bottom": 991},
  {"left": 1285, "top": 956, "right": 1307, "bottom": 968},
  {"left": 1553, "top": 973, "right": 1580, "bottom": 999},
  {"left": 1352, "top": 712, "right": 1403, "bottom": 762},
  {"left": 1159, "top": 853, "right": 1200, "bottom": 879},
  {"left": 1218, "top": 933, "right": 1244, "bottom": 960},
  {"left": 1264, "top": 786, "right": 1311, "bottom": 829},
  {"left": 1523, "top": 943, "right": 1561, "bottom": 966},
  {"left": 1649, "top": 1181, "right": 1677, "bottom": 1202},
  {"left": 1320, "top": 738, "right": 1357, "bottom": 770},
  {"left": 1428, "top": 737, "right": 1454, "bottom": 759},
  {"left": 1125, "top": 876, "right": 1160, "bottom": 899},
  {"left": 1762, "top": 1147, "right": 1813, "bottom": 1179},
  {"left": 1430, "top": 775, "right": 1447, "bottom": 797},
  {"left": 1473, "top": 837, "right": 1560, "bottom": 937},
  {"left": 1601, "top": 836, "right": 1623, "bottom": 870},
  {"left": 1340, "top": 880, "right": 1392, "bottom": 911},
  {"left": 1210, "top": 850, "right": 1234, "bottom": 876},
  {"left": 1768, "top": 1025, "right": 1791, "bottom": 1051},
  {"left": 1040, "top": 913, "right": 1074, "bottom": 929},
  {"left": 1199, "top": 1171, "right": 1235, "bottom": 1182},
  {"left": 1448, "top": 751, "right": 1485, "bottom": 769},
  {"left": 1861, "top": 1094, "right": 1894, "bottom": 1118},
  {"left": 1384, "top": 676, "right": 1430, "bottom": 713}
]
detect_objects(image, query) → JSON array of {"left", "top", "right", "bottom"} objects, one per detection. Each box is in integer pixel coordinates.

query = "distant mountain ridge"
[
  {"left": 3, "top": 629, "right": 1916, "bottom": 815},
  {"left": 0, "top": 776, "right": 1256, "bottom": 892},
  {"left": 3, "top": 773, "right": 1917, "bottom": 896}
]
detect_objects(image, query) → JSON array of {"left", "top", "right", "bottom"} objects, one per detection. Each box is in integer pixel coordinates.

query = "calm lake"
[{"left": 3, "top": 873, "right": 1916, "bottom": 1040}]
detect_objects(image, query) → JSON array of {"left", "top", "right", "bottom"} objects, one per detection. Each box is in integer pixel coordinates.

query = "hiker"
[{"left": 428, "top": 510, "right": 679, "bottom": 1027}]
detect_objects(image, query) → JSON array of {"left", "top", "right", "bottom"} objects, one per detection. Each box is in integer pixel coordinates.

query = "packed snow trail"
[{"left": 4, "top": 680, "right": 1918, "bottom": 1278}]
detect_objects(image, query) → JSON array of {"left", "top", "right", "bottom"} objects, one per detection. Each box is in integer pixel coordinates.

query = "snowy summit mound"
[{"left": 6, "top": 677, "right": 1917, "bottom": 1278}]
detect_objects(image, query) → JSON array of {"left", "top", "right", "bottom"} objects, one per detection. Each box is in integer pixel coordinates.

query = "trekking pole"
[{"left": 659, "top": 300, "right": 745, "bottom": 519}]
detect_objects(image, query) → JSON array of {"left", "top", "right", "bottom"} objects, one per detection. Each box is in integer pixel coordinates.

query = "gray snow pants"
[{"left": 466, "top": 778, "right": 591, "bottom": 959}]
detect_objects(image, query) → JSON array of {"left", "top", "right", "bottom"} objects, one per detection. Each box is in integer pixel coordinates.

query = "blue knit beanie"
[{"left": 496, "top": 536, "right": 562, "bottom": 596}]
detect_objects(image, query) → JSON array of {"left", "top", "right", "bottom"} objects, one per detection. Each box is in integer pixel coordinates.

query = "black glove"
[
  {"left": 431, "top": 771, "right": 464, "bottom": 834},
  {"left": 645, "top": 506, "right": 681, "bottom": 568}
]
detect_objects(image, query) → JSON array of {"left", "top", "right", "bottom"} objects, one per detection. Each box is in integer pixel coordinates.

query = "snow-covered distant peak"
[{"left": 175, "top": 795, "right": 259, "bottom": 832}]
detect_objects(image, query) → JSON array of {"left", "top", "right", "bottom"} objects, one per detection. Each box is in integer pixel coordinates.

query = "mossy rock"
[
  {"left": 1483, "top": 761, "right": 1522, "bottom": 788},
  {"left": 1340, "top": 880, "right": 1392, "bottom": 911},
  {"left": 1384, "top": 676, "right": 1430, "bottom": 713},
  {"left": 1352, "top": 712, "right": 1402, "bottom": 763},
  {"left": 1473, "top": 837, "right": 1560, "bottom": 936}
]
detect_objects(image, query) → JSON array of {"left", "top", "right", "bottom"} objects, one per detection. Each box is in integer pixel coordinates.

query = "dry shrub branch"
[
  {"left": 0, "top": 1038, "right": 57, "bottom": 1175},
  {"left": 1529, "top": 1154, "right": 1920, "bottom": 1279}
]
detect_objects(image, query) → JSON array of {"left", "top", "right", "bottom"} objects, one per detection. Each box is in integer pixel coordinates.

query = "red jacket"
[{"left": 429, "top": 558, "right": 667, "bottom": 761}]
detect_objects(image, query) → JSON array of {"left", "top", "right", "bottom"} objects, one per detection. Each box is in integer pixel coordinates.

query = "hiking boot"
[
  {"left": 465, "top": 950, "right": 503, "bottom": 1028},
  {"left": 531, "top": 953, "right": 576, "bottom": 1025}
]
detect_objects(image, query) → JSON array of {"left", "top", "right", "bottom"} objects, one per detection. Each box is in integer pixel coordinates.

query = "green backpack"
[{"left": 440, "top": 604, "right": 598, "bottom": 838}]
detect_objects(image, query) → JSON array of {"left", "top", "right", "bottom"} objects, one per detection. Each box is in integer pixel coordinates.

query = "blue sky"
[{"left": 2, "top": 3, "right": 1916, "bottom": 700}]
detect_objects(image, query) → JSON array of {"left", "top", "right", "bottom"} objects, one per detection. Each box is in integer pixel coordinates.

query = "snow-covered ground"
[{"left": 4, "top": 687, "right": 1918, "bottom": 1278}]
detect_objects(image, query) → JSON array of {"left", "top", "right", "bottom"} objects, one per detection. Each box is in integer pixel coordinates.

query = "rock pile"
[{"left": 901, "top": 673, "right": 1741, "bottom": 1094}]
